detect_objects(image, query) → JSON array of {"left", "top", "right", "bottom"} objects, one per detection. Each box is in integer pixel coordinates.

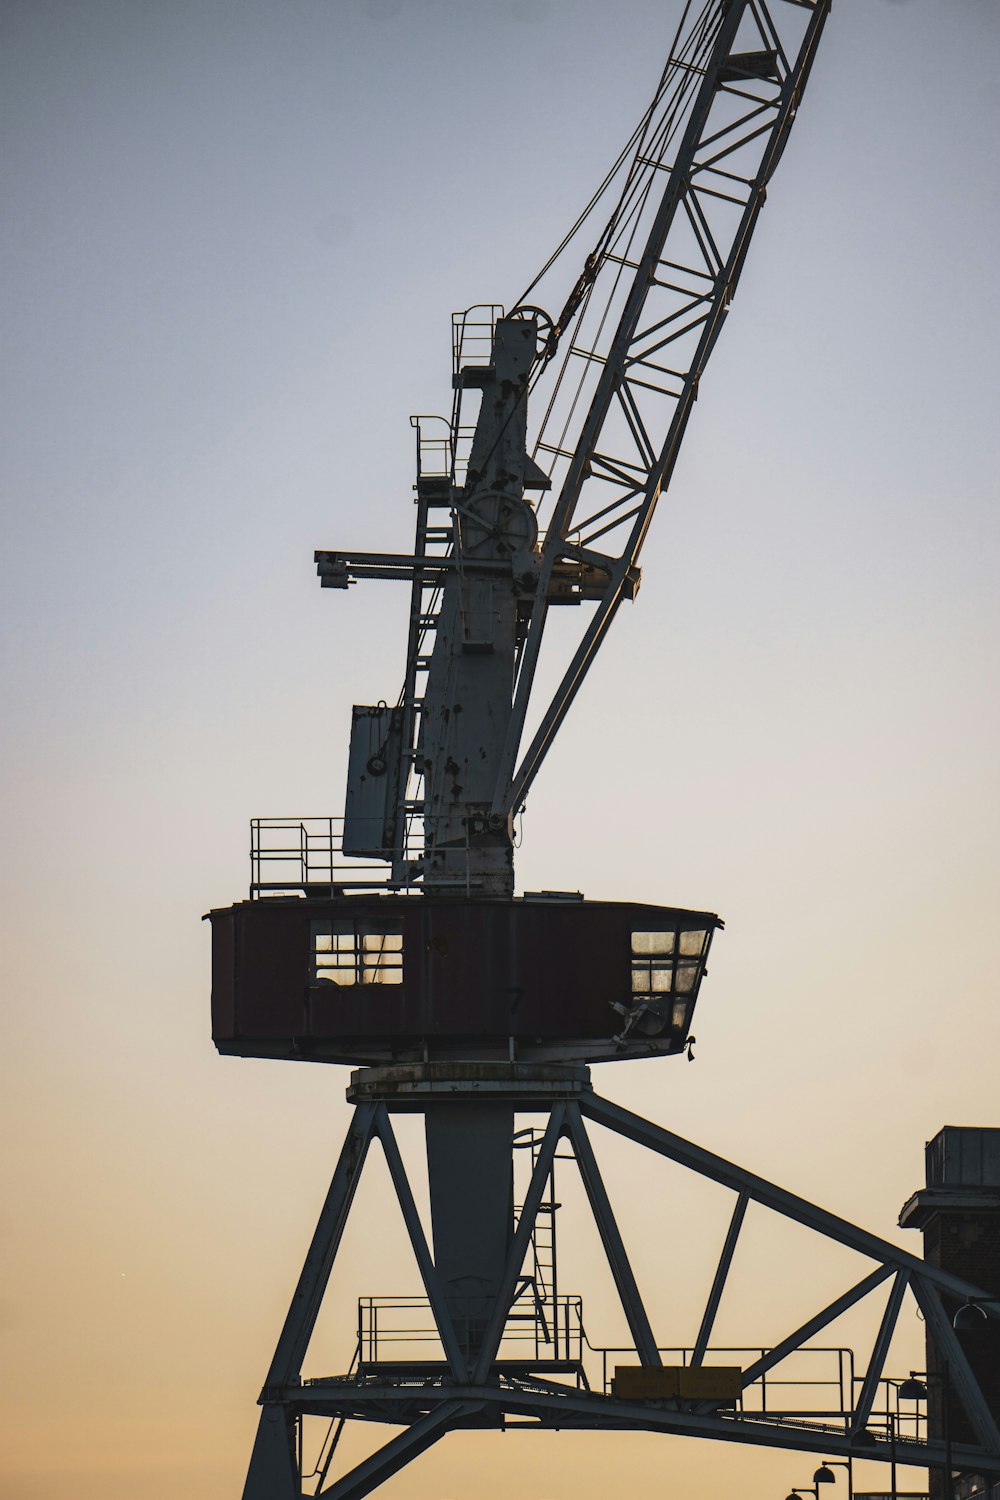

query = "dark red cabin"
[{"left": 208, "top": 894, "right": 721, "bottom": 1066}]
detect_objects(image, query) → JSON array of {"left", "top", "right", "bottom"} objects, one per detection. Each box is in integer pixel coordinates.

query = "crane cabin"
[{"left": 210, "top": 893, "right": 720, "bottom": 1066}]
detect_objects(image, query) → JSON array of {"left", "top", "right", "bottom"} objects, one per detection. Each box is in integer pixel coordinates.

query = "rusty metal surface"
[{"left": 346, "top": 1060, "right": 591, "bottom": 1107}]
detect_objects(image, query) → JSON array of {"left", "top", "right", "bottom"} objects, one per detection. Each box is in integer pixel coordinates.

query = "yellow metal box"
[
  {"left": 613, "top": 1365, "right": 681, "bottom": 1399},
  {"left": 677, "top": 1366, "right": 742, "bottom": 1403},
  {"left": 613, "top": 1364, "right": 741, "bottom": 1404}
]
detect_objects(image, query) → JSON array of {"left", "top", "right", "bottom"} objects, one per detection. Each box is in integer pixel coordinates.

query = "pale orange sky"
[{"left": 2, "top": 1, "right": 999, "bottom": 1496}]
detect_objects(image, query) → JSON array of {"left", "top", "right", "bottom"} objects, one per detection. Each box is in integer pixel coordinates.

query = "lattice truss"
[
  {"left": 243, "top": 1094, "right": 1000, "bottom": 1500},
  {"left": 494, "top": 0, "right": 830, "bottom": 814}
]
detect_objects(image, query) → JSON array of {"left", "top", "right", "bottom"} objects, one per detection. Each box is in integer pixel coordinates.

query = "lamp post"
[
  {"left": 815, "top": 1455, "right": 854, "bottom": 1500},
  {"left": 897, "top": 1367, "right": 952, "bottom": 1500}
]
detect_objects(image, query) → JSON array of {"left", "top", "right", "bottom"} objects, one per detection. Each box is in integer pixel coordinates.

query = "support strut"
[{"left": 240, "top": 1067, "right": 1000, "bottom": 1499}]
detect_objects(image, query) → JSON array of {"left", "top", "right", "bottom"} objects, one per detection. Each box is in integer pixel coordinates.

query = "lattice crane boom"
[{"left": 498, "top": 0, "right": 830, "bottom": 818}]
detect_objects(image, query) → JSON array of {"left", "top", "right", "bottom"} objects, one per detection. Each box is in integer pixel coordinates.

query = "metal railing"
[
  {"left": 411, "top": 413, "right": 453, "bottom": 482},
  {"left": 317, "top": 1299, "right": 952, "bottom": 1448},
  {"left": 249, "top": 816, "right": 414, "bottom": 896},
  {"left": 594, "top": 1343, "right": 855, "bottom": 1412},
  {"left": 452, "top": 304, "right": 503, "bottom": 376},
  {"left": 357, "top": 1291, "right": 584, "bottom": 1367},
  {"left": 351, "top": 1294, "right": 872, "bottom": 1424},
  {"left": 249, "top": 814, "right": 506, "bottom": 898},
  {"left": 450, "top": 305, "right": 502, "bottom": 488}
]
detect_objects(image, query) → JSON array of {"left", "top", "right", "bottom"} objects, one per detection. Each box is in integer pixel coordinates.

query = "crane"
[
  {"left": 315, "top": 0, "right": 828, "bottom": 898},
  {"left": 207, "top": 4, "right": 1000, "bottom": 1497}
]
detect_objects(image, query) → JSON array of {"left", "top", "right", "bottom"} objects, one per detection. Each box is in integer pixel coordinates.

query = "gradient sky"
[{"left": 2, "top": 1, "right": 999, "bottom": 1496}]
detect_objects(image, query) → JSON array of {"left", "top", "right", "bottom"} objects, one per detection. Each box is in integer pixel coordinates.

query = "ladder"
[
  {"left": 513, "top": 1126, "right": 565, "bottom": 1359},
  {"left": 393, "top": 308, "right": 502, "bottom": 880}
]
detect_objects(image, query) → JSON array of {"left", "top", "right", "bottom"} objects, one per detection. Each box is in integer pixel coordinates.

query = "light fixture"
[
  {"left": 898, "top": 1376, "right": 928, "bottom": 1400},
  {"left": 953, "top": 1298, "right": 988, "bottom": 1331},
  {"left": 813, "top": 1468, "right": 836, "bottom": 1485}
]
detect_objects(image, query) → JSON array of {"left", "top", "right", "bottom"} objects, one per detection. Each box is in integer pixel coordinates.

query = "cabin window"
[
  {"left": 312, "top": 919, "right": 403, "bottom": 986},
  {"left": 360, "top": 926, "right": 403, "bottom": 984},
  {"left": 313, "top": 920, "right": 356, "bottom": 985},
  {"left": 630, "top": 928, "right": 707, "bottom": 999}
]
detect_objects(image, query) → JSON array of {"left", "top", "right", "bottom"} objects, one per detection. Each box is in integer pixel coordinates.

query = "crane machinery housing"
[{"left": 207, "top": 4, "right": 1000, "bottom": 1497}]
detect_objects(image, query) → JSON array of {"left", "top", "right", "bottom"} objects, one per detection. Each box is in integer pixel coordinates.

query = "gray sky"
[{"left": 2, "top": 2, "right": 999, "bottom": 1495}]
